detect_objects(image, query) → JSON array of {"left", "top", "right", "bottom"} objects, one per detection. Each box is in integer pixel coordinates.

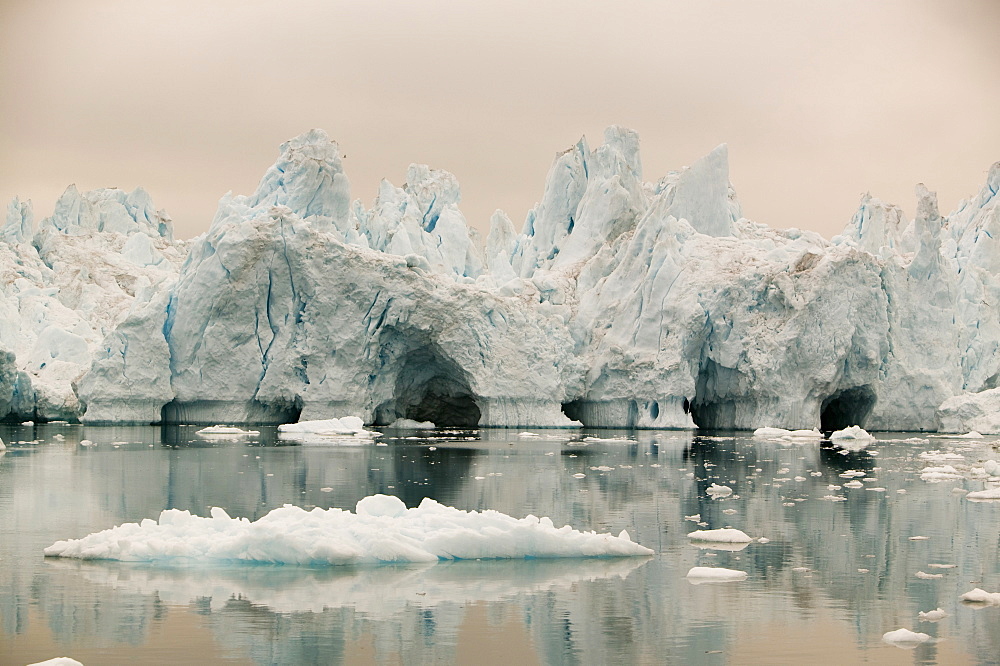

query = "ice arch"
[
  {"left": 820, "top": 386, "right": 876, "bottom": 431},
  {"left": 373, "top": 333, "right": 481, "bottom": 427}
]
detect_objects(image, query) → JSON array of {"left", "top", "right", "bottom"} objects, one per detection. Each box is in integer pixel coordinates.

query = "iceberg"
[
  {"left": 881, "top": 628, "right": 930, "bottom": 649},
  {"left": 685, "top": 566, "right": 747, "bottom": 584},
  {"left": 2, "top": 128, "right": 999, "bottom": 432},
  {"left": 42, "top": 494, "right": 653, "bottom": 564}
]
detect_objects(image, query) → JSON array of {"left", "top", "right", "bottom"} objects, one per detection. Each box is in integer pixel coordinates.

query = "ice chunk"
[
  {"left": 706, "top": 483, "right": 733, "bottom": 498},
  {"left": 920, "top": 465, "right": 964, "bottom": 482},
  {"left": 42, "top": 495, "right": 653, "bottom": 564},
  {"left": 917, "top": 608, "right": 948, "bottom": 622},
  {"left": 966, "top": 486, "right": 1000, "bottom": 500},
  {"left": 196, "top": 425, "right": 260, "bottom": 438},
  {"left": 386, "top": 418, "right": 436, "bottom": 430},
  {"left": 829, "top": 426, "right": 876, "bottom": 450},
  {"left": 960, "top": 588, "right": 1000, "bottom": 605},
  {"left": 685, "top": 567, "right": 747, "bottom": 584},
  {"left": 278, "top": 417, "right": 378, "bottom": 440},
  {"left": 882, "top": 628, "right": 930, "bottom": 648},
  {"left": 687, "top": 528, "right": 753, "bottom": 543},
  {"left": 27, "top": 659, "right": 85, "bottom": 666}
]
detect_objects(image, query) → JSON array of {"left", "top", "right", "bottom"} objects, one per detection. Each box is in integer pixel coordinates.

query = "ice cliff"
[{"left": 3, "top": 128, "right": 999, "bottom": 431}]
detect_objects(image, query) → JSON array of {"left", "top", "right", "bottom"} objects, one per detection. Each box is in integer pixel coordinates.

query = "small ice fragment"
[
  {"left": 428, "top": 446, "right": 437, "bottom": 451},
  {"left": 757, "top": 537, "right": 770, "bottom": 543},
  {"left": 918, "top": 608, "right": 948, "bottom": 622},
  {"left": 858, "top": 568, "right": 869, "bottom": 573},
  {"left": 985, "top": 459, "right": 1000, "bottom": 476},
  {"left": 791, "top": 566, "right": 809, "bottom": 572},
  {"left": 687, "top": 528, "right": 752, "bottom": 543},
  {"left": 966, "top": 486, "right": 1000, "bottom": 500},
  {"left": 684, "top": 514, "right": 701, "bottom": 522},
  {"left": 79, "top": 439, "right": 94, "bottom": 447},
  {"left": 928, "top": 563, "right": 956, "bottom": 569},
  {"left": 387, "top": 418, "right": 435, "bottom": 429},
  {"left": 572, "top": 473, "right": 586, "bottom": 479},
  {"left": 706, "top": 483, "right": 732, "bottom": 498},
  {"left": 722, "top": 508, "right": 737, "bottom": 515},
  {"left": 685, "top": 567, "right": 747, "bottom": 584},
  {"left": 908, "top": 536, "right": 930, "bottom": 541},
  {"left": 960, "top": 588, "right": 1000, "bottom": 605},
  {"left": 830, "top": 426, "right": 876, "bottom": 450},
  {"left": 196, "top": 425, "right": 261, "bottom": 438},
  {"left": 319, "top": 487, "right": 333, "bottom": 492},
  {"left": 882, "top": 628, "right": 930, "bottom": 648},
  {"left": 866, "top": 487, "right": 886, "bottom": 492},
  {"left": 955, "top": 431, "right": 984, "bottom": 439},
  {"left": 915, "top": 571, "right": 943, "bottom": 579},
  {"left": 843, "top": 480, "right": 864, "bottom": 488}
]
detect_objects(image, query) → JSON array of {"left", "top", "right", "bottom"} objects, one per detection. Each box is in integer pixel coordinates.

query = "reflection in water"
[{"left": 1, "top": 426, "right": 1000, "bottom": 664}]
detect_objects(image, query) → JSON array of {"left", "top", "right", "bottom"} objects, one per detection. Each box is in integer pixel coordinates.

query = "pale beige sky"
[{"left": 2, "top": 0, "right": 999, "bottom": 240}]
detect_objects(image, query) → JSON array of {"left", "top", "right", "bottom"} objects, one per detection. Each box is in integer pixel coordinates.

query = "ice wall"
[{"left": 2, "top": 128, "right": 999, "bottom": 430}]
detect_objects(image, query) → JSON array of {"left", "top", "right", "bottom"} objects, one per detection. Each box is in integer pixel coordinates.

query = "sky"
[{"left": 2, "top": 0, "right": 999, "bottom": 241}]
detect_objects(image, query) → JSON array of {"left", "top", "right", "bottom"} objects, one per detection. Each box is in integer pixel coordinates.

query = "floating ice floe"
[
  {"left": 918, "top": 608, "right": 948, "bottom": 622},
  {"left": 43, "top": 494, "right": 653, "bottom": 564},
  {"left": 959, "top": 588, "right": 1000, "bottom": 605},
  {"left": 918, "top": 450, "right": 965, "bottom": 462},
  {"left": 195, "top": 425, "right": 261, "bottom": 439},
  {"left": 966, "top": 486, "right": 1000, "bottom": 500},
  {"left": 752, "top": 427, "right": 821, "bottom": 443},
  {"left": 920, "top": 465, "right": 964, "bottom": 482},
  {"left": 687, "top": 528, "right": 752, "bottom": 543},
  {"left": 882, "top": 628, "right": 930, "bottom": 648},
  {"left": 27, "top": 659, "right": 84, "bottom": 666},
  {"left": 706, "top": 483, "right": 733, "bottom": 498},
  {"left": 829, "top": 426, "right": 876, "bottom": 450},
  {"left": 386, "top": 418, "right": 435, "bottom": 429},
  {"left": 685, "top": 567, "right": 747, "bottom": 584},
  {"left": 915, "top": 571, "right": 943, "bottom": 579},
  {"left": 277, "top": 417, "right": 380, "bottom": 443}
]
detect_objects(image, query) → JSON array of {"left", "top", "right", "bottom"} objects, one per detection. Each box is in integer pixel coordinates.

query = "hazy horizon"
[{"left": 2, "top": 0, "right": 999, "bottom": 241}]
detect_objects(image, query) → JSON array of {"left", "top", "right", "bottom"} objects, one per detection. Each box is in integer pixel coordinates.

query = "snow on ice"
[
  {"left": 43, "top": 494, "right": 653, "bottom": 564},
  {"left": 3, "top": 128, "right": 1000, "bottom": 431}
]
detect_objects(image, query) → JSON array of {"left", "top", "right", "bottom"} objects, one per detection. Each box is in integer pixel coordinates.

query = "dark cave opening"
[
  {"left": 375, "top": 346, "right": 481, "bottom": 427},
  {"left": 820, "top": 386, "right": 877, "bottom": 431}
]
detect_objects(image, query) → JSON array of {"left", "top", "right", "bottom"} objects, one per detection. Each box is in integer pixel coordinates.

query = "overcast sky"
[{"left": 2, "top": 0, "right": 999, "bottom": 240}]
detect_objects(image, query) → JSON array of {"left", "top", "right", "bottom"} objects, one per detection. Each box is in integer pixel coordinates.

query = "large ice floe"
[
  {"left": 43, "top": 494, "right": 652, "bottom": 564},
  {"left": 3, "top": 127, "right": 1000, "bottom": 430}
]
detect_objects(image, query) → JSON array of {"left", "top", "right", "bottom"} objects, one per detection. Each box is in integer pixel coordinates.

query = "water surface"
[{"left": 1, "top": 424, "right": 998, "bottom": 664}]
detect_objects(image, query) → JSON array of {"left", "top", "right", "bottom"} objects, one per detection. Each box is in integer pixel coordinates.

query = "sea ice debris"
[
  {"left": 918, "top": 608, "right": 948, "bottom": 622},
  {"left": 196, "top": 425, "right": 261, "bottom": 438},
  {"left": 706, "top": 483, "right": 732, "bottom": 498},
  {"left": 829, "top": 426, "right": 876, "bottom": 450},
  {"left": 386, "top": 418, "right": 436, "bottom": 429},
  {"left": 685, "top": 567, "right": 748, "bottom": 584},
  {"left": 882, "top": 628, "right": 930, "bottom": 648},
  {"left": 687, "top": 528, "right": 753, "bottom": 543},
  {"left": 43, "top": 495, "right": 653, "bottom": 564},
  {"left": 966, "top": 486, "right": 1000, "bottom": 500},
  {"left": 959, "top": 588, "right": 1000, "bottom": 605}
]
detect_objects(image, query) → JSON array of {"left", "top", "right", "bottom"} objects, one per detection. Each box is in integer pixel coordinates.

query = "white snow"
[
  {"left": 195, "top": 425, "right": 260, "bottom": 438},
  {"left": 43, "top": 494, "right": 653, "bottom": 564},
  {"left": 959, "top": 588, "right": 1000, "bottom": 605},
  {"left": 27, "top": 659, "right": 85, "bottom": 666},
  {"left": 882, "top": 628, "right": 930, "bottom": 648},
  {"left": 685, "top": 567, "right": 748, "bottom": 584}
]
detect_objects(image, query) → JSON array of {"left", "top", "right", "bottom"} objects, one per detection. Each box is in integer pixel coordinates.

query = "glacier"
[{"left": 3, "top": 127, "right": 1000, "bottom": 431}]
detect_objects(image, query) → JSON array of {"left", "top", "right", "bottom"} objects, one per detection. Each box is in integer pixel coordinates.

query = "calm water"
[{"left": 1, "top": 424, "right": 999, "bottom": 665}]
